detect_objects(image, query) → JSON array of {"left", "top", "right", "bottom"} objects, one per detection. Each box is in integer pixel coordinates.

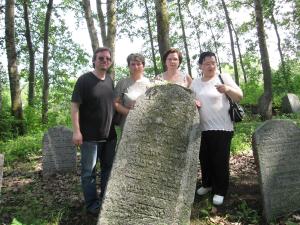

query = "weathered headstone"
[
  {"left": 281, "top": 93, "right": 300, "bottom": 113},
  {"left": 0, "top": 154, "right": 4, "bottom": 194},
  {"left": 98, "top": 84, "right": 201, "bottom": 225},
  {"left": 252, "top": 120, "right": 300, "bottom": 222},
  {"left": 42, "top": 126, "right": 76, "bottom": 177}
]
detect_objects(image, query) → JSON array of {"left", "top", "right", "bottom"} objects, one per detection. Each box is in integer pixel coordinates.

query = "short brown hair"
[
  {"left": 92, "top": 47, "right": 112, "bottom": 68},
  {"left": 162, "top": 48, "right": 183, "bottom": 67},
  {"left": 126, "top": 53, "right": 145, "bottom": 67}
]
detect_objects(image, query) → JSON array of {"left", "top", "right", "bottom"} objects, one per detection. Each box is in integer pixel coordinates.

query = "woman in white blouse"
[{"left": 190, "top": 51, "right": 243, "bottom": 206}]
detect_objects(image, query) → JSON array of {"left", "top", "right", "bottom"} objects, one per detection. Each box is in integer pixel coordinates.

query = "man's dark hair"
[
  {"left": 198, "top": 51, "right": 216, "bottom": 65},
  {"left": 92, "top": 47, "right": 112, "bottom": 68},
  {"left": 162, "top": 48, "right": 183, "bottom": 67},
  {"left": 126, "top": 53, "right": 145, "bottom": 67}
]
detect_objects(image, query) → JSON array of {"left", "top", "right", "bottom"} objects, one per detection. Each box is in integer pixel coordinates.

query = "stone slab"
[
  {"left": 252, "top": 119, "right": 300, "bottom": 222},
  {"left": 42, "top": 126, "right": 76, "bottom": 176},
  {"left": 281, "top": 93, "right": 300, "bottom": 113},
  {"left": 98, "top": 84, "right": 201, "bottom": 225}
]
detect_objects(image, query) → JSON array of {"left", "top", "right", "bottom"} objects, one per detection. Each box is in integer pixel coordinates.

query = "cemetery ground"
[{"left": 1, "top": 116, "right": 300, "bottom": 225}]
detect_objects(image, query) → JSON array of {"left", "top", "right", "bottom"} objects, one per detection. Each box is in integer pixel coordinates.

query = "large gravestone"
[
  {"left": 42, "top": 126, "right": 76, "bottom": 177},
  {"left": 0, "top": 154, "right": 4, "bottom": 194},
  {"left": 98, "top": 84, "right": 201, "bottom": 225},
  {"left": 252, "top": 120, "right": 300, "bottom": 222},
  {"left": 281, "top": 93, "right": 300, "bottom": 113}
]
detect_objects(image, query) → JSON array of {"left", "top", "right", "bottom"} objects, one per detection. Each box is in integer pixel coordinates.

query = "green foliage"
[
  {"left": 0, "top": 92, "right": 17, "bottom": 141},
  {"left": 240, "top": 81, "right": 263, "bottom": 105},
  {"left": 272, "top": 59, "right": 300, "bottom": 108},
  {"left": 231, "top": 118, "right": 261, "bottom": 154},
  {"left": 0, "top": 133, "right": 42, "bottom": 166},
  {"left": 235, "top": 200, "right": 260, "bottom": 224},
  {"left": 114, "top": 66, "right": 129, "bottom": 83}
]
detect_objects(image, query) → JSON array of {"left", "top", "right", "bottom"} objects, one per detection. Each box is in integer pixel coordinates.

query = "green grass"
[{"left": 0, "top": 132, "right": 43, "bottom": 166}]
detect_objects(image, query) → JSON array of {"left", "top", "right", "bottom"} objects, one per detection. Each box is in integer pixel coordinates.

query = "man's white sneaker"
[
  {"left": 196, "top": 187, "right": 212, "bottom": 195},
  {"left": 213, "top": 195, "right": 224, "bottom": 205}
]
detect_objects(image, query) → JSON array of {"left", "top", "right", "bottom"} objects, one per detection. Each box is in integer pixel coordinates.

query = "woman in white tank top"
[{"left": 155, "top": 48, "right": 192, "bottom": 88}]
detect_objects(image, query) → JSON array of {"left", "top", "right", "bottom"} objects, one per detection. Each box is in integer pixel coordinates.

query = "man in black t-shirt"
[{"left": 71, "top": 47, "right": 116, "bottom": 215}]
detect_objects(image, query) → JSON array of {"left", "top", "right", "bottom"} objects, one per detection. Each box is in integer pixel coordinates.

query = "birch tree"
[
  {"left": 23, "top": 0, "right": 35, "bottom": 106},
  {"left": 42, "top": 0, "right": 53, "bottom": 124},
  {"left": 5, "top": 0, "right": 25, "bottom": 134}
]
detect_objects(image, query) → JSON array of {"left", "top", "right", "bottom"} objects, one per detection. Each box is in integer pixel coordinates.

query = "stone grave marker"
[
  {"left": 281, "top": 93, "right": 300, "bottom": 113},
  {"left": 42, "top": 126, "right": 76, "bottom": 176},
  {"left": 252, "top": 120, "right": 300, "bottom": 222},
  {"left": 98, "top": 84, "right": 201, "bottom": 225},
  {"left": 0, "top": 154, "right": 4, "bottom": 194}
]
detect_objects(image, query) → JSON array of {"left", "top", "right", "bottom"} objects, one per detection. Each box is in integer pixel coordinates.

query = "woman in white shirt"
[
  {"left": 190, "top": 51, "right": 243, "bottom": 206},
  {"left": 155, "top": 48, "right": 192, "bottom": 88}
]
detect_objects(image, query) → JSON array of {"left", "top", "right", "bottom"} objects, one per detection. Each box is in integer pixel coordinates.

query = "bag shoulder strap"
[{"left": 218, "top": 74, "right": 233, "bottom": 104}]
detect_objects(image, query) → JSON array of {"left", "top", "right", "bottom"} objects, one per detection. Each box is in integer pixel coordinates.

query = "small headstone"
[
  {"left": 281, "top": 93, "right": 300, "bottom": 113},
  {"left": 42, "top": 126, "right": 76, "bottom": 177},
  {"left": 252, "top": 120, "right": 300, "bottom": 222},
  {"left": 98, "top": 85, "right": 201, "bottom": 225},
  {"left": 0, "top": 154, "right": 4, "bottom": 194}
]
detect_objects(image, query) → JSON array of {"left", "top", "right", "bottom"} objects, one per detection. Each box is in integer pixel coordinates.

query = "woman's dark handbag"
[
  {"left": 218, "top": 75, "right": 245, "bottom": 123},
  {"left": 228, "top": 101, "right": 245, "bottom": 122}
]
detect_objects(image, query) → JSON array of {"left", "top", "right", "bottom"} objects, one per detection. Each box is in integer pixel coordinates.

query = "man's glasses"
[{"left": 98, "top": 56, "right": 112, "bottom": 62}]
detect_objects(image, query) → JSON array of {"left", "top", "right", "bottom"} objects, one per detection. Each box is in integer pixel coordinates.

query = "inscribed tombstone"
[
  {"left": 0, "top": 154, "right": 4, "bottom": 194},
  {"left": 281, "top": 93, "right": 300, "bottom": 113},
  {"left": 98, "top": 84, "right": 201, "bottom": 225},
  {"left": 42, "top": 126, "right": 76, "bottom": 176},
  {"left": 252, "top": 120, "right": 300, "bottom": 222}
]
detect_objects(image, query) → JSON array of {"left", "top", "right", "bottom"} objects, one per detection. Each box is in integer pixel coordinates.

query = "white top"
[
  {"left": 190, "top": 73, "right": 242, "bottom": 131},
  {"left": 125, "top": 77, "right": 150, "bottom": 101},
  {"left": 156, "top": 71, "right": 189, "bottom": 88}
]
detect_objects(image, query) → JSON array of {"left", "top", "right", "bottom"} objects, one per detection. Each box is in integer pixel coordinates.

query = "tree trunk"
[
  {"left": 23, "top": 0, "right": 35, "bottom": 106},
  {"left": 177, "top": 0, "right": 192, "bottom": 77},
  {"left": 254, "top": 0, "right": 272, "bottom": 120},
  {"left": 82, "top": 0, "right": 99, "bottom": 52},
  {"left": 42, "top": 0, "right": 53, "bottom": 124},
  {"left": 270, "top": 12, "right": 287, "bottom": 82},
  {"left": 186, "top": 4, "right": 201, "bottom": 53},
  {"left": 154, "top": 0, "right": 170, "bottom": 71},
  {"left": 5, "top": 0, "right": 25, "bottom": 134},
  {"left": 106, "top": 0, "right": 116, "bottom": 59},
  {"left": 221, "top": 0, "right": 239, "bottom": 85},
  {"left": 144, "top": 0, "right": 159, "bottom": 76},
  {"left": 96, "top": 0, "right": 116, "bottom": 79},
  {"left": 231, "top": 21, "right": 247, "bottom": 83},
  {"left": 96, "top": 0, "right": 106, "bottom": 45},
  {"left": 206, "top": 21, "right": 222, "bottom": 74}
]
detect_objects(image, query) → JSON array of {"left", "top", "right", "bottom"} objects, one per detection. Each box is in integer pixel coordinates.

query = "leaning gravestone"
[
  {"left": 281, "top": 93, "right": 300, "bottom": 113},
  {"left": 252, "top": 120, "right": 300, "bottom": 222},
  {"left": 0, "top": 154, "right": 4, "bottom": 194},
  {"left": 98, "top": 84, "right": 201, "bottom": 225},
  {"left": 42, "top": 126, "right": 76, "bottom": 177}
]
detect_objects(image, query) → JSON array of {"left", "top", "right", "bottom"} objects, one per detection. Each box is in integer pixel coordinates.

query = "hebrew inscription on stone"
[
  {"left": 42, "top": 126, "right": 76, "bottom": 176},
  {"left": 99, "top": 84, "right": 201, "bottom": 225},
  {"left": 252, "top": 120, "right": 300, "bottom": 222}
]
